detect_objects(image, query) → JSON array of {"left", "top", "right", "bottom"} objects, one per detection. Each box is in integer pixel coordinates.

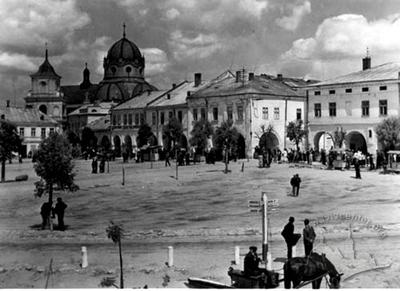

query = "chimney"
[
  {"left": 167, "top": 94, "right": 171, "bottom": 99},
  {"left": 194, "top": 73, "right": 202, "bottom": 87},
  {"left": 6, "top": 100, "right": 10, "bottom": 107},
  {"left": 362, "top": 56, "right": 371, "bottom": 70},
  {"left": 277, "top": 74, "right": 283, "bottom": 81},
  {"left": 172, "top": 83, "right": 176, "bottom": 89},
  {"left": 236, "top": 71, "right": 241, "bottom": 82},
  {"left": 248, "top": 72, "right": 254, "bottom": 81},
  {"left": 187, "top": 91, "right": 191, "bottom": 97}
]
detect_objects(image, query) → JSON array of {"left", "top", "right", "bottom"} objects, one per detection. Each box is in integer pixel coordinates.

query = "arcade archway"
[
  {"left": 314, "top": 131, "right": 334, "bottom": 151},
  {"left": 259, "top": 132, "right": 279, "bottom": 150},
  {"left": 346, "top": 131, "right": 367, "bottom": 153},
  {"left": 113, "top": 135, "right": 121, "bottom": 157},
  {"left": 237, "top": 134, "right": 246, "bottom": 159},
  {"left": 101, "top": 136, "right": 111, "bottom": 152},
  {"left": 124, "top": 135, "right": 133, "bottom": 155}
]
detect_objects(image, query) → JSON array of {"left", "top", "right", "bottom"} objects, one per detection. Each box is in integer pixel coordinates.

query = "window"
[
  {"left": 213, "top": 107, "right": 218, "bottom": 121},
  {"left": 369, "top": 129, "right": 373, "bottom": 138},
  {"left": 168, "top": 111, "right": 173, "bottom": 119},
  {"left": 362, "top": 87, "right": 369, "bottom": 92},
  {"left": 273, "top": 107, "right": 280, "bottom": 120},
  {"left": 237, "top": 105, "right": 243, "bottom": 121},
  {"left": 117, "top": 115, "right": 121, "bottom": 125},
  {"left": 227, "top": 105, "right": 233, "bottom": 120},
  {"left": 152, "top": 112, "right": 156, "bottom": 125},
  {"left": 178, "top": 111, "right": 183, "bottom": 123},
  {"left": 128, "top": 114, "right": 133, "bottom": 125},
  {"left": 123, "top": 114, "right": 127, "bottom": 125},
  {"left": 193, "top": 108, "right": 198, "bottom": 121},
  {"left": 201, "top": 108, "right": 206, "bottom": 120},
  {"left": 314, "top": 103, "right": 321, "bottom": 118},
  {"left": 49, "top": 128, "right": 54, "bottom": 135},
  {"left": 361, "top": 100, "right": 369, "bottom": 116},
  {"left": 135, "top": 113, "right": 139, "bottom": 125},
  {"left": 345, "top": 88, "right": 352, "bottom": 93},
  {"left": 296, "top": 108, "right": 302, "bottom": 120},
  {"left": 140, "top": 113, "right": 144, "bottom": 125},
  {"left": 125, "top": 66, "right": 132, "bottom": 73},
  {"left": 329, "top": 90, "right": 335, "bottom": 95},
  {"left": 262, "top": 107, "right": 269, "bottom": 120},
  {"left": 379, "top": 100, "right": 388, "bottom": 116},
  {"left": 345, "top": 101, "right": 352, "bottom": 116},
  {"left": 31, "top": 128, "right": 36, "bottom": 137},
  {"left": 329, "top": 102, "right": 336, "bottom": 117},
  {"left": 41, "top": 128, "right": 46, "bottom": 138},
  {"left": 19, "top": 128, "right": 24, "bottom": 136},
  {"left": 314, "top": 91, "right": 321, "bottom": 96},
  {"left": 379, "top": 85, "right": 387, "bottom": 91},
  {"left": 160, "top": 112, "right": 165, "bottom": 125}
]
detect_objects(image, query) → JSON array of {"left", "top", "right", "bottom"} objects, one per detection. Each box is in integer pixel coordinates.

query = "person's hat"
[
  {"left": 289, "top": 216, "right": 295, "bottom": 222},
  {"left": 249, "top": 246, "right": 257, "bottom": 252}
]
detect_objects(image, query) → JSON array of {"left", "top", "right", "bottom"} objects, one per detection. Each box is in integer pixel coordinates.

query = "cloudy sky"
[{"left": 2, "top": 0, "right": 400, "bottom": 106}]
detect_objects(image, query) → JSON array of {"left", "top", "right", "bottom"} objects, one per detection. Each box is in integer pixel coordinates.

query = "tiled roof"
[
  {"left": 87, "top": 115, "right": 111, "bottom": 131},
  {"left": 0, "top": 106, "right": 59, "bottom": 126},
  {"left": 311, "top": 62, "right": 400, "bottom": 86},
  {"left": 190, "top": 70, "right": 304, "bottom": 98},
  {"left": 61, "top": 84, "right": 99, "bottom": 105},
  {"left": 68, "top": 102, "right": 115, "bottom": 116},
  {"left": 112, "top": 89, "right": 170, "bottom": 110}
]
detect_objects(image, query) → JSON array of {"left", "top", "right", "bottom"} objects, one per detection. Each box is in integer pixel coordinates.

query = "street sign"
[
  {"left": 249, "top": 209, "right": 261, "bottom": 213},
  {"left": 267, "top": 199, "right": 279, "bottom": 208},
  {"left": 248, "top": 200, "right": 261, "bottom": 208}
]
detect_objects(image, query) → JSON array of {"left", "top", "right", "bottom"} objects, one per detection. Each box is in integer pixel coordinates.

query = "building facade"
[{"left": 306, "top": 57, "right": 400, "bottom": 154}]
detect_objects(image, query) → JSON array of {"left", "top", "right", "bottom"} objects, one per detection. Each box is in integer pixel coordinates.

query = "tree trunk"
[
  {"left": 48, "top": 183, "right": 53, "bottom": 231},
  {"left": 1, "top": 159, "right": 5, "bottom": 182},
  {"left": 118, "top": 239, "right": 124, "bottom": 289}
]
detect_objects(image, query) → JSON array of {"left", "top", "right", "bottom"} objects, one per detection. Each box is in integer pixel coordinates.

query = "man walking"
[
  {"left": 303, "top": 219, "right": 316, "bottom": 256},
  {"left": 165, "top": 150, "right": 171, "bottom": 167},
  {"left": 281, "top": 217, "right": 301, "bottom": 259},
  {"left": 290, "top": 174, "right": 301, "bottom": 196},
  {"left": 354, "top": 158, "right": 361, "bottom": 179},
  {"left": 53, "top": 197, "right": 68, "bottom": 231}
]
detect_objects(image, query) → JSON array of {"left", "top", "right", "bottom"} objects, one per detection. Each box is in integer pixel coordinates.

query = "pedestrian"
[
  {"left": 53, "top": 197, "right": 68, "bottom": 230},
  {"left": 281, "top": 217, "right": 301, "bottom": 259},
  {"left": 165, "top": 150, "right": 171, "bottom": 167},
  {"left": 40, "top": 201, "right": 52, "bottom": 230},
  {"left": 303, "top": 219, "right": 316, "bottom": 256},
  {"left": 290, "top": 174, "right": 301, "bottom": 196},
  {"left": 354, "top": 158, "right": 361, "bottom": 179},
  {"left": 92, "top": 156, "right": 98, "bottom": 174},
  {"left": 243, "top": 246, "right": 262, "bottom": 276}
]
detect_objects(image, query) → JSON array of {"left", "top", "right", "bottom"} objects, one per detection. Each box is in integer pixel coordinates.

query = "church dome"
[{"left": 107, "top": 37, "right": 143, "bottom": 62}]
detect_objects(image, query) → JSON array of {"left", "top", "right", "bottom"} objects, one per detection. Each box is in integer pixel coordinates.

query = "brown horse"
[{"left": 284, "top": 252, "right": 343, "bottom": 289}]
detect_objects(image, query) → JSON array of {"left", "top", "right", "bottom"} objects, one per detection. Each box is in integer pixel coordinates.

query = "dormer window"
[
  {"left": 40, "top": 81, "right": 46, "bottom": 87},
  {"left": 125, "top": 66, "right": 132, "bottom": 74}
]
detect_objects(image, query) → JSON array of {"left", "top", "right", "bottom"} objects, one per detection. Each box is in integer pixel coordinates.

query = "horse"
[{"left": 284, "top": 252, "right": 343, "bottom": 289}]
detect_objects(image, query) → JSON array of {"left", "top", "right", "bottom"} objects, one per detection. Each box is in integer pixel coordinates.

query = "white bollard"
[
  {"left": 292, "top": 245, "right": 297, "bottom": 258},
  {"left": 168, "top": 246, "right": 174, "bottom": 267},
  {"left": 235, "top": 246, "right": 240, "bottom": 265},
  {"left": 266, "top": 252, "right": 272, "bottom": 271},
  {"left": 81, "top": 246, "right": 88, "bottom": 268}
]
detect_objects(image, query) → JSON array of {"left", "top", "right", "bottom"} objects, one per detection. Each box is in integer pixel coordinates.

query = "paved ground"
[{"left": 0, "top": 158, "right": 399, "bottom": 288}]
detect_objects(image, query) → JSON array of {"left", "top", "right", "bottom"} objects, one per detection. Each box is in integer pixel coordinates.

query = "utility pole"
[{"left": 261, "top": 192, "right": 268, "bottom": 263}]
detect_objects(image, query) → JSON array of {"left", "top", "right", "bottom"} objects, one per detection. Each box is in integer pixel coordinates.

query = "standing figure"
[
  {"left": 303, "top": 219, "right": 316, "bottom": 256},
  {"left": 290, "top": 174, "right": 301, "bottom": 196},
  {"left": 281, "top": 217, "right": 301, "bottom": 259},
  {"left": 92, "top": 157, "right": 98, "bottom": 174},
  {"left": 354, "top": 158, "right": 361, "bottom": 179},
  {"left": 40, "top": 201, "right": 52, "bottom": 230},
  {"left": 243, "top": 246, "right": 262, "bottom": 276},
  {"left": 53, "top": 197, "right": 68, "bottom": 230},
  {"left": 165, "top": 151, "right": 171, "bottom": 167}
]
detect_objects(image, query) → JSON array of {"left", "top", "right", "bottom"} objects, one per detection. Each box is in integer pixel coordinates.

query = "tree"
[
  {"left": 137, "top": 123, "right": 154, "bottom": 148},
  {"left": 332, "top": 127, "right": 346, "bottom": 148},
  {"left": 0, "top": 121, "right": 22, "bottom": 182},
  {"left": 81, "top": 127, "right": 97, "bottom": 154},
  {"left": 34, "top": 133, "right": 78, "bottom": 229},
  {"left": 213, "top": 120, "right": 240, "bottom": 173},
  {"left": 286, "top": 120, "right": 307, "bottom": 151},
  {"left": 189, "top": 119, "right": 214, "bottom": 155},
  {"left": 106, "top": 221, "right": 124, "bottom": 289},
  {"left": 162, "top": 117, "right": 184, "bottom": 152},
  {"left": 375, "top": 117, "right": 400, "bottom": 151},
  {"left": 256, "top": 124, "right": 276, "bottom": 150}
]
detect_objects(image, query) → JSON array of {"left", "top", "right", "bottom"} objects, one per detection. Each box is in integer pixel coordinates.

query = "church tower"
[{"left": 25, "top": 46, "right": 64, "bottom": 124}]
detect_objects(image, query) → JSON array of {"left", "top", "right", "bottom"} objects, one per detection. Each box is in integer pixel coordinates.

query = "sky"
[{"left": 2, "top": 0, "right": 400, "bottom": 106}]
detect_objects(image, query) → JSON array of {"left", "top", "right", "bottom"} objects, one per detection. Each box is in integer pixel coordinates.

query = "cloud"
[
  {"left": 275, "top": 1, "right": 311, "bottom": 31},
  {"left": 280, "top": 13, "right": 400, "bottom": 79},
  {"left": 165, "top": 8, "right": 180, "bottom": 20},
  {"left": 141, "top": 48, "right": 170, "bottom": 76},
  {"left": 0, "top": 52, "right": 38, "bottom": 72}
]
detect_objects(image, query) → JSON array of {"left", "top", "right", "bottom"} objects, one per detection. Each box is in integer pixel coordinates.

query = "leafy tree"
[
  {"left": 137, "top": 123, "right": 155, "bottom": 148},
  {"left": 189, "top": 119, "right": 214, "bottom": 155},
  {"left": 106, "top": 221, "right": 124, "bottom": 289},
  {"left": 0, "top": 121, "right": 22, "bottom": 182},
  {"left": 375, "top": 117, "right": 400, "bottom": 151},
  {"left": 162, "top": 117, "right": 184, "bottom": 151},
  {"left": 333, "top": 127, "right": 346, "bottom": 148},
  {"left": 286, "top": 120, "right": 307, "bottom": 151},
  {"left": 81, "top": 127, "right": 97, "bottom": 154},
  {"left": 34, "top": 133, "right": 78, "bottom": 229},
  {"left": 213, "top": 120, "right": 240, "bottom": 173},
  {"left": 66, "top": 130, "right": 80, "bottom": 146},
  {"left": 256, "top": 124, "right": 276, "bottom": 150}
]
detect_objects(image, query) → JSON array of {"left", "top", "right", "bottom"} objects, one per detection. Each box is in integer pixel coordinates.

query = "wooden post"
[
  {"left": 107, "top": 160, "right": 109, "bottom": 173},
  {"left": 175, "top": 145, "right": 178, "bottom": 180},
  {"left": 266, "top": 252, "right": 272, "bottom": 271},
  {"left": 168, "top": 246, "right": 174, "bottom": 267},
  {"left": 235, "top": 246, "right": 240, "bottom": 265},
  {"left": 261, "top": 192, "right": 268, "bottom": 263},
  {"left": 122, "top": 167, "right": 125, "bottom": 186},
  {"left": 241, "top": 162, "right": 244, "bottom": 172},
  {"left": 81, "top": 246, "right": 88, "bottom": 268}
]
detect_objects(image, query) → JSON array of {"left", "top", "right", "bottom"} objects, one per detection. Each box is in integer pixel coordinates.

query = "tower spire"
[
  {"left": 45, "top": 42, "right": 48, "bottom": 60},
  {"left": 123, "top": 22, "right": 126, "bottom": 38}
]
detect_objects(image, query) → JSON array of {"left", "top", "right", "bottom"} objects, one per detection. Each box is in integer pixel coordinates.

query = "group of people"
[
  {"left": 91, "top": 155, "right": 107, "bottom": 174},
  {"left": 40, "top": 197, "right": 68, "bottom": 231},
  {"left": 243, "top": 216, "right": 316, "bottom": 277}
]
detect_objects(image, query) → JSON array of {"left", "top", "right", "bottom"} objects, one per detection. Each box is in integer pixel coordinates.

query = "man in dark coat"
[
  {"left": 243, "top": 246, "right": 262, "bottom": 276},
  {"left": 354, "top": 158, "right": 361, "bottom": 179},
  {"left": 53, "top": 197, "right": 67, "bottom": 230},
  {"left": 40, "top": 201, "right": 52, "bottom": 230},
  {"left": 290, "top": 174, "right": 301, "bottom": 196},
  {"left": 303, "top": 219, "right": 316, "bottom": 256},
  {"left": 281, "top": 217, "right": 301, "bottom": 259},
  {"left": 92, "top": 157, "right": 98, "bottom": 174}
]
